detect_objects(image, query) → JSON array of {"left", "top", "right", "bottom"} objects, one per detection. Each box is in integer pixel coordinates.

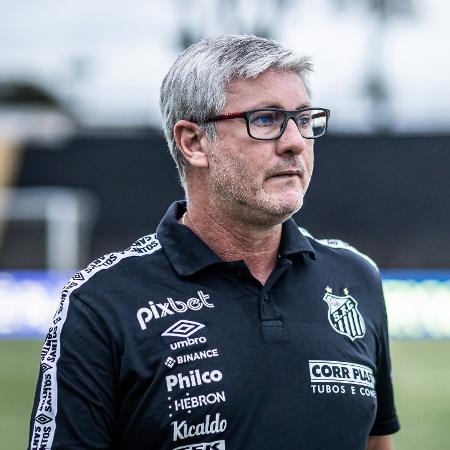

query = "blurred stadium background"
[{"left": 0, "top": 0, "right": 449, "bottom": 449}]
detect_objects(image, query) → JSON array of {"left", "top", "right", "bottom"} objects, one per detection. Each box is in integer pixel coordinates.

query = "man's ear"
[{"left": 173, "top": 120, "right": 209, "bottom": 168}]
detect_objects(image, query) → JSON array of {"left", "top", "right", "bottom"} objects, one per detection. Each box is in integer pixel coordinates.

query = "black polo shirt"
[{"left": 29, "top": 200, "right": 399, "bottom": 450}]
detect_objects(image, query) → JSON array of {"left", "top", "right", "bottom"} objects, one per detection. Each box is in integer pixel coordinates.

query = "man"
[{"left": 29, "top": 35, "right": 399, "bottom": 449}]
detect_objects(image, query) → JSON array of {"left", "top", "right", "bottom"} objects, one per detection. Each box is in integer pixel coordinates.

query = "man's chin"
[
  {"left": 272, "top": 193, "right": 304, "bottom": 215},
  {"left": 258, "top": 197, "right": 304, "bottom": 225},
  {"left": 276, "top": 202, "right": 303, "bottom": 219}
]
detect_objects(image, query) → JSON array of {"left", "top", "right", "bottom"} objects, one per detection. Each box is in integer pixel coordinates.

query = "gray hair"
[{"left": 159, "top": 34, "right": 313, "bottom": 183}]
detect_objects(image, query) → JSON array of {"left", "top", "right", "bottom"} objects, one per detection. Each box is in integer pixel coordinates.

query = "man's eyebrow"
[
  {"left": 250, "top": 103, "right": 283, "bottom": 110},
  {"left": 255, "top": 102, "right": 312, "bottom": 110}
]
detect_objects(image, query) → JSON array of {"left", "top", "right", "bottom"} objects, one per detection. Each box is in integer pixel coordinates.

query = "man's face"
[{"left": 205, "top": 70, "right": 314, "bottom": 225}]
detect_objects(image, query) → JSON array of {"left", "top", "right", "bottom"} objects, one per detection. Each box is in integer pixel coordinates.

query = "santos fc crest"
[{"left": 323, "top": 287, "right": 366, "bottom": 341}]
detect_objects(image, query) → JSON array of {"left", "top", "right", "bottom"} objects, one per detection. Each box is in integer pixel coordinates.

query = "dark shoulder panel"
[
  {"left": 70, "top": 233, "right": 163, "bottom": 295},
  {"left": 299, "top": 226, "right": 379, "bottom": 273}
]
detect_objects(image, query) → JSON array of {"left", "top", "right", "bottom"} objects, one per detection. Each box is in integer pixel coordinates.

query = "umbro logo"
[
  {"left": 72, "top": 272, "right": 85, "bottom": 281},
  {"left": 41, "top": 363, "right": 52, "bottom": 372},
  {"left": 162, "top": 320, "right": 205, "bottom": 338},
  {"left": 35, "top": 413, "right": 52, "bottom": 425}
]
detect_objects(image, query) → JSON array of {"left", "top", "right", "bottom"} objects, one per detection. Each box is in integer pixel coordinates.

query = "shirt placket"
[{"left": 259, "top": 258, "right": 292, "bottom": 342}]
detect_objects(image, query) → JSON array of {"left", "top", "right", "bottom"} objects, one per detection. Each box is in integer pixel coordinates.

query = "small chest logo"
[{"left": 322, "top": 287, "right": 365, "bottom": 341}]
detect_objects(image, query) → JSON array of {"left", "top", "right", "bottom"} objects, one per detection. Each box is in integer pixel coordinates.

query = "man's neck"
[{"left": 182, "top": 203, "right": 282, "bottom": 285}]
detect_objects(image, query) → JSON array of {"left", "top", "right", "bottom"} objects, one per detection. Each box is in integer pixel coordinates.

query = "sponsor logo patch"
[
  {"left": 169, "top": 336, "right": 207, "bottom": 351},
  {"left": 308, "top": 360, "right": 377, "bottom": 397},
  {"left": 35, "top": 413, "right": 52, "bottom": 425},
  {"left": 176, "top": 348, "right": 219, "bottom": 365},
  {"left": 165, "top": 356, "right": 176, "bottom": 368},
  {"left": 164, "top": 349, "right": 219, "bottom": 369},
  {"left": 162, "top": 320, "right": 205, "bottom": 338},
  {"left": 137, "top": 291, "right": 213, "bottom": 330},
  {"left": 168, "top": 391, "right": 226, "bottom": 416},
  {"left": 172, "top": 440, "right": 225, "bottom": 450},
  {"left": 166, "top": 369, "right": 223, "bottom": 392},
  {"left": 323, "top": 287, "right": 366, "bottom": 340},
  {"left": 172, "top": 412, "right": 227, "bottom": 442},
  {"left": 41, "top": 363, "right": 52, "bottom": 372},
  {"left": 309, "top": 360, "right": 375, "bottom": 388}
]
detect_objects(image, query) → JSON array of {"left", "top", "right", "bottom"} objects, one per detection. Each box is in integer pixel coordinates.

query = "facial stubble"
[{"left": 207, "top": 142, "right": 307, "bottom": 226}]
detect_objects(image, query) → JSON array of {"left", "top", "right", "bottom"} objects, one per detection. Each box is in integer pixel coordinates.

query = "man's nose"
[{"left": 275, "top": 117, "right": 307, "bottom": 155}]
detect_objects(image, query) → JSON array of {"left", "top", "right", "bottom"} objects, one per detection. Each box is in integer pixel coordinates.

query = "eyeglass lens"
[{"left": 248, "top": 109, "right": 327, "bottom": 139}]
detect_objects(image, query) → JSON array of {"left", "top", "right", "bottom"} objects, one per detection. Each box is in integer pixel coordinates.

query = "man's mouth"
[{"left": 267, "top": 169, "right": 302, "bottom": 179}]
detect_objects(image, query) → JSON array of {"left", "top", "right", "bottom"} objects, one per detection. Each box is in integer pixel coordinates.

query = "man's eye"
[
  {"left": 297, "top": 115, "right": 311, "bottom": 127},
  {"left": 251, "top": 113, "right": 277, "bottom": 127}
]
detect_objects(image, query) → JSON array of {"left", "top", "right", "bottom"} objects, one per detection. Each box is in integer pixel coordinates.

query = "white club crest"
[{"left": 323, "top": 287, "right": 366, "bottom": 341}]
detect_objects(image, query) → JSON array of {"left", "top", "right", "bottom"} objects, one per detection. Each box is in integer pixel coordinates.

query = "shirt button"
[{"left": 263, "top": 294, "right": 269, "bottom": 302}]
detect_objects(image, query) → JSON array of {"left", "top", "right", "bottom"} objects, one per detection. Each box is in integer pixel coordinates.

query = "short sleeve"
[
  {"left": 28, "top": 293, "right": 118, "bottom": 449},
  {"left": 369, "top": 283, "right": 400, "bottom": 435}
]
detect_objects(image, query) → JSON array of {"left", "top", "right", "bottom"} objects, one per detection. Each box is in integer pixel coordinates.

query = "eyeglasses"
[{"left": 199, "top": 107, "right": 330, "bottom": 140}]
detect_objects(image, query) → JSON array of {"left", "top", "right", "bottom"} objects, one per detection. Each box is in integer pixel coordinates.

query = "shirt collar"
[
  {"left": 156, "top": 200, "right": 316, "bottom": 277},
  {"left": 279, "top": 214, "right": 316, "bottom": 260}
]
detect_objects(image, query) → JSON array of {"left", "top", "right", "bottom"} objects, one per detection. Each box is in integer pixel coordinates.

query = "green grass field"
[{"left": 1, "top": 340, "right": 449, "bottom": 450}]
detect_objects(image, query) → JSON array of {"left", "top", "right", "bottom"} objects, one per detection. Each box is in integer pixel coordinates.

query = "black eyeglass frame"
[{"left": 198, "top": 107, "right": 331, "bottom": 140}]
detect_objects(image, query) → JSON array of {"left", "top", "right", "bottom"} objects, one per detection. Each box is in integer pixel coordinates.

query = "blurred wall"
[{"left": 2, "top": 130, "right": 449, "bottom": 269}]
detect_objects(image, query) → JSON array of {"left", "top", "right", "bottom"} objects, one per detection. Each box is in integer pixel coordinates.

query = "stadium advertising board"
[{"left": 0, "top": 271, "right": 449, "bottom": 339}]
